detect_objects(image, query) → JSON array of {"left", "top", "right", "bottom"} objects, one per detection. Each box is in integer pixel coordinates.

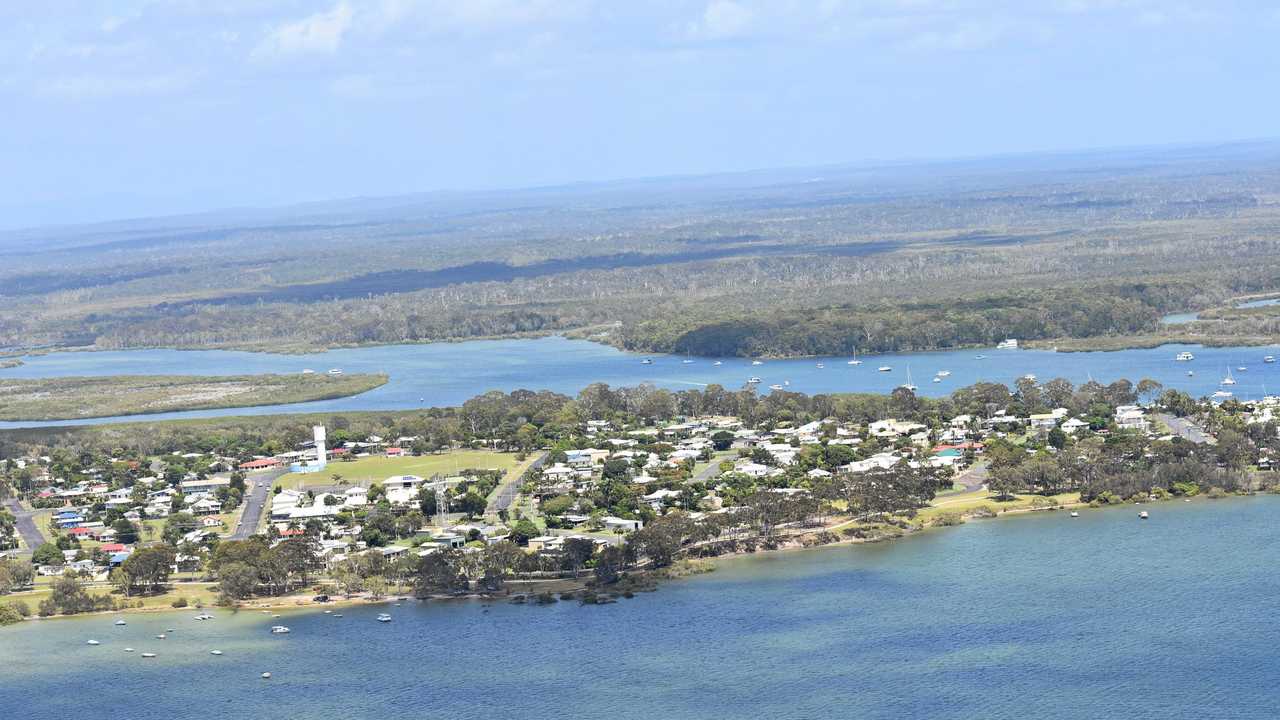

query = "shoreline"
[{"left": 9, "top": 490, "right": 1256, "bottom": 627}]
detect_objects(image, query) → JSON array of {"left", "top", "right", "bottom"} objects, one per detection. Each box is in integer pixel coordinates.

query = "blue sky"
[{"left": 3, "top": 1, "right": 1279, "bottom": 228}]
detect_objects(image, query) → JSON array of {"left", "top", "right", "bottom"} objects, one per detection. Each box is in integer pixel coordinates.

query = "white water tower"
[{"left": 313, "top": 425, "right": 327, "bottom": 468}]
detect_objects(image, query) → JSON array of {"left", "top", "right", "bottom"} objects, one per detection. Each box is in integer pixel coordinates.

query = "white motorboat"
[
  {"left": 747, "top": 376, "right": 762, "bottom": 384},
  {"left": 1187, "top": 370, "right": 1194, "bottom": 376},
  {"left": 932, "top": 376, "right": 942, "bottom": 383},
  {"left": 87, "top": 640, "right": 101, "bottom": 646},
  {"left": 751, "top": 360, "right": 764, "bottom": 366},
  {"left": 1176, "top": 351, "right": 1194, "bottom": 361},
  {"left": 1022, "top": 374, "right": 1037, "bottom": 382},
  {"left": 713, "top": 360, "right": 722, "bottom": 366},
  {"left": 815, "top": 363, "right": 824, "bottom": 369},
  {"left": 376, "top": 614, "right": 392, "bottom": 623},
  {"left": 997, "top": 339, "right": 1018, "bottom": 350},
  {"left": 847, "top": 359, "right": 863, "bottom": 365},
  {"left": 640, "top": 358, "right": 653, "bottom": 365},
  {"left": 1070, "top": 511, "right": 1079, "bottom": 518},
  {"left": 937, "top": 370, "right": 951, "bottom": 377},
  {"left": 301, "top": 368, "right": 315, "bottom": 374},
  {"left": 114, "top": 619, "right": 127, "bottom": 626},
  {"left": 141, "top": 653, "right": 157, "bottom": 658},
  {"left": 682, "top": 359, "right": 694, "bottom": 364},
  {"left": 1237, "top": 366, "right": 1248, "bottom": 372},
  {"left": 327, "top": 368, "right": 343, "bottom": 376},
  {"left": 878, "top": 366, "right": 891, "bottom": 372},
  {"left": 1212, "top": 390, "right": 1233, "bottom": 399},
  {"left": 1139, "top": 511, "right": 1149, "bottom": 519},
  {"left": 769, "top": 384, "right": 784, "bottom": 391},
  {"left": 270, "top": 626, "right": 290, "bottom": 634},
  {"left": 262, "top": 672, "right": 272, "bottom": 679},
  {"left": 1266, "top": 356, "right": 1276, "bottom": 364}
]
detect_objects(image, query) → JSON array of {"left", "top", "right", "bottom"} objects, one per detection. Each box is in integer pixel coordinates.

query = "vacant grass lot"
[{"left": 275, "top": 450, "right": 519, "bottom": 489}]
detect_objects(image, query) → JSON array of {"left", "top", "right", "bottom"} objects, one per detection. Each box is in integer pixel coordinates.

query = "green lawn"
[{"left": 276, "top": 450, "right": 519, "bottom": 489}]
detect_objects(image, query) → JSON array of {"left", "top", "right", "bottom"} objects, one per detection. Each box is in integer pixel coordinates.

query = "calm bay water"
[
  {"left": 2, "top": 337, "right": 1279, "bottom": 427},
  {"left": 3, "top": 496, "right": 1280, "bottom": 719}
]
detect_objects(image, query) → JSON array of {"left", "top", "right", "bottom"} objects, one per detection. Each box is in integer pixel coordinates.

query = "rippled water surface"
[{"left": 4, "top": 497, "right": 1280, "bottom": 720}]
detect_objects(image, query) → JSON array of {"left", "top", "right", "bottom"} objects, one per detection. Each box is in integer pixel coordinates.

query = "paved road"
[
  {"left": 487, "top": 453, "right": 547, "bottom": 517},
  {"left": 1155, "top": 413, "right": 1215, "bottom": 445},
  {"left": 229, "top": 469, "right": 286, "bottom": 540},
  {"left": 3, "top": 498, "right": 45, "bottom": 555},
  {"left": 953, "top": 462, "right": 989, "bottom": 492}
]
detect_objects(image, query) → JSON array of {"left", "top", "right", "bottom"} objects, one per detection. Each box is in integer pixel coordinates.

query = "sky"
[{"left": 3, "top": 1, "right": 1279, "bottom": 228}]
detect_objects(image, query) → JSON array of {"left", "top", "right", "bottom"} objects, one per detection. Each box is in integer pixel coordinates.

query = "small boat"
[
  {"left": 327, "top": 368, "right": 343, "bottom": 375},
  {"left": 1139, "top": 511, "right": 1149, "bottom": 519},
  {"left": 974, "top": 354, "right": 987, "bottom": 359},
  {"left": 334, "top": 614, "right": 343, "bottom": 618},
  {"left": 815, "top": 363, "right": 824, "bottom": 369},
  {"left": 272, "top": 614, "right": 281, "bottom": 618},
  {"left": 1221, "top": 369, "right": 1237, "bottom": 385},
  {"left": 301, "top": 368, "right": 315, "bottom": 374},
  {"left": 713, "top": 360, "right": 722, "bottom": 366},
  {"left": 847, "top": 359, "right": 863, "bottom": 365},
  {"left": 114, "top": 619, "right": 127, "bottom": 626},
  {"left": 1266, "top": 356, "right": 1276, "bottom": 364},
  {"left": 682, "top": 359, "right": 694, "bottom": 364},
  {"left": 1069, "top": 511, "right": 1079, "bottom": 518},
  {"left": 376, "top": 614, "right": 392, "bottom": 623},
  {"left": 1212, "top": 390, "right": 1233, "bottom": 399},
  {"left": 87, "top": 640, "right": 101, "bottom": 646},
  {"left": 210, "top": 650, "right": 223, "bottom": 656},
  {"left": 751, "top": 360, "right": 764, "bottom": 366},
  {"left": 768, "top": 384, "right": 784, "bottom": 391},
  {"left": 747, "top": 376, "right": 762, "bottom": 384},
  {"left": 640, "top": 358, "right": 653, "bottom": 365},
  {"left": 783, "top": 380, "right": 790, "bottom": 386},
  {"left": 937, "top": 370, "right": 951, "bottom": 377},
  {"left": 124, "top": 648, "right": 134, "bottom": 653},
  {"left": 878, "top": 366, "right": 891, "bottom": 372},
  {"left": 141, "top": 653, "right": 156, "bottom": 658},
  {"left": 997, "top": 339, "right": 1018, "bottom": 350},
  {"left": 1022, "top": 374, "right": 1037, "bottom": 382},
  {"left": 261, "top": 672, "right": 272, "bottom": 679},
  {"left": 270, "top": 626, "right": 290, "bottom": 634},
  {"left": 1237, "top": 366, "right": 1248, "bottom": 372},
  {"left": 323, "top": 610, "right": 332, "bottom": 614},
  {"left": 1176, "top": 351, "right": 1195, "bottom": 361},
  {"left": 155, "top": 634, "right": 166, "bottom": 640},
  {"left": 1187, "top": 370, "right": 1194, "bottom": 376}
]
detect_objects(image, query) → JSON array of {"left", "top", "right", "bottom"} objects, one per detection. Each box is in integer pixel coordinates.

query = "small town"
[{"left": 1, "top": 377, "right": 1274, "bottom": 624}]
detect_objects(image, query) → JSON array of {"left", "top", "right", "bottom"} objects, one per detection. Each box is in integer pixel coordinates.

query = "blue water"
[
  {"left": 2, "top": 337, "right": 1279, "bottom": 428},
  {"left": 4, "top": 496, "right": 1280, "bottom": 719}
]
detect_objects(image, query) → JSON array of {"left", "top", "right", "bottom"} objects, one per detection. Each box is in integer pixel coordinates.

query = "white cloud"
[
  {"left": 253, "top": 2, "right": 353, "bottom": 59},
  {"left": 687, "top": 0, "right": 755, "bottom": 40}
]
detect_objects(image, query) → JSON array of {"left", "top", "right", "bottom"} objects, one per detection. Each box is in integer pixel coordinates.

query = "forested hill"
[
  {"left": 3, "top": 142, "right": 1280, "bottom": 354},
  {"left": 615, "top": 285, "right": 1181, "bottom": 357}
]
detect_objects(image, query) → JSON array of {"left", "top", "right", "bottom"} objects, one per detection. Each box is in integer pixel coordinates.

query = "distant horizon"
[
  {"left": 4, "top": 134, "right": 1277, "bottom": 235},
  {"left": 6, "top": 2, "right": 1280, "bottom": 231}
]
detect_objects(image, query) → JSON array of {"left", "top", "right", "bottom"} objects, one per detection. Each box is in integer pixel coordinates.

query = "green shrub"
[
  {"left": 933, "top": 512, "right": 965, "bottom": 527},
  {"left": 171, "top": 597, "right": 188, "bottom": 608},
  {"left": 1206, "top": 486, "right": 1229, "bottom": 499},
  {"left": 0, "top": 604, "right": 23, "bottom": 625}
]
